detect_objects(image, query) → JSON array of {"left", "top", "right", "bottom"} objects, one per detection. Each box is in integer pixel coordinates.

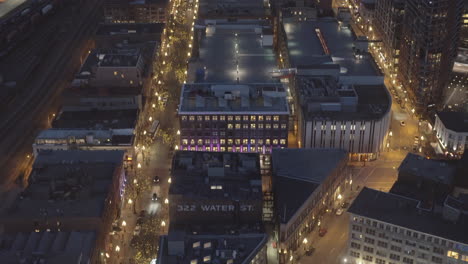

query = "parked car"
[
  {"left": 336, "top": 208, "right": 344, "bottom": 216},
  {"left": 400, "top": 121, "right": 406, "bottom": 127},
  {"left": 319, "top": 228, "right": 327, "bottom": 237},
  {"left": 305, "top": 247, "right": 316, "bottom": 256},
  {"left": 153, "top": 175, "right": 160, "bottom": 184},
  {"left": 133, "top": 225, "right": 141, "bottom": 236}
]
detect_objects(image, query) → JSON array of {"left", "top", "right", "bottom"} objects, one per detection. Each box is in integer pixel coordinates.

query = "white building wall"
[
  {"left": 302, "top": 111, "right": 391, "bottom": 160},
  {"left": 435, "top": 115, "right": 468, "bottom": 154}
]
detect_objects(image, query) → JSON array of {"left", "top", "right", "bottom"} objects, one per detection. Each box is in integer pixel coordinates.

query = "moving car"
[
  {"left": 133, "top": 225, "right": 141, "bottom": 236},
  {"left": 400, "top": 121, "right": 406, "bottom": 127},
  {"left": 153, "top": 175, "right": 160, "bottom": 184},
  {"left": 152, "top": 193, "right": 158, "bottom": 201},
  {"left": 319, "top": 228, "right": 327, "bottom": 237},
  {"left": 305, "top": 247, "right": 315, "bottom": 256},
  {"left": 336, "top": 208, "right": 344, "bottom": 216}
]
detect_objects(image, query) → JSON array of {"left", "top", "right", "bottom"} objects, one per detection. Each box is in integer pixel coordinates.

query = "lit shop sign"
[{"left": 176, "top": 204, "right": 254, "bottom": 212}]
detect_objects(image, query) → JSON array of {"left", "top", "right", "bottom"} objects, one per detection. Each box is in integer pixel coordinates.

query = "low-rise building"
[
  {"left": 103, "top": 0, "right": 168, "bottom": 24},
  {"left": 0, "top": 231, "right": 97, "bottom": 264},
  {"left": 95, "top": 23, "right": 164, "bottom": 48},
  {"left": 0, "top": 150, "right": 126, "bottom": 258},
  {"left": 178, "top": 83, "right": 289, "bottom": 153},
  {"left": 347, "top": 187, "right": 468, "bottom": 264},
  {"left": 271, "top": 149, "right": 350, "bottom": 256},
  {"left": 52, "top": 107, "right": 138, "bottom": 130},
  {"left": 434, "top": 112, "right": 468, "bottom": 155},
  {"left": 296, "top": 76, "right": 391, "bottom": 161},
  {"left": 33, "top": 129, "right": 134, "bottom": 155}
]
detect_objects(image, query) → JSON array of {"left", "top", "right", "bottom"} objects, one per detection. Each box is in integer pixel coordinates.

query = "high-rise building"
[
  {"left": 398, "top": 0, "right": 464, "bottom": 112},
  {"left": 373, "top": 0, "right": 405, "bottom": 76}
]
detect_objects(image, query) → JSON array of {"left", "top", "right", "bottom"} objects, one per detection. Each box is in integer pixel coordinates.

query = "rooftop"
[
  {"left": 283, "top": 19, "right": 381, "bottom": 76},
  {"left": 1, "top": 151, "right": 124, "bottom": 220},
  {"left": 96, "top": 23, "right": 165, "bottom": 36},
  {"left": 78, "top": 48, "right": 141, "bottom": 76},
  {"left": 348, "top": 187, "right": 468, "bottom": 245},
  {"left": 170, "top": 151, "right": 262, "bottom": 200},
  {"left": 52, "top": 108, "right": 138, "bottom": 129},
  {"left": 436, "top": 111, "right": 468, "bottom": 133},
  {"left": 104, "top": 0, "right": 168, "bottom": 5},
  {"left": 0, "top": 231, "right": 96, "bottom": 264},
  {"left": 398, "top": 153, "right": 456, "bottom": 185},
  {"left": 32, "top": 150, "right": 125, "bottom": 166},
  {"left": 297, "top": 76, "right": 391, "bottom": 120},
  {"left": 198, "top": 0, "right": 268, "bottom": 17},
  {"left": 190, "top": 20, "right": 277, "bottom": 83},
  {"left": 179, "top": 83, "right": 289, "bottom": 114},
  {"left": 35, "top": 128, "right": 134, "bottom": 146},
  {"left": 272, "top": 149, "right": 348, "bottom": 223},
  {"left": 158, "top": 231, "right": 267, "bottom": 264}
]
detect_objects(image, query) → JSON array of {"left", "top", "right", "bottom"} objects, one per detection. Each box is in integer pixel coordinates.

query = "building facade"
[
  {"left": 398, "top": 0, "right": 464, "bottom": 111},
  {"left": 178, "top": 83, "right": 289, "bottom": 154},
  {"left": 347, "top": 187, "right": 468, "bottom": 264},
  {"left": 434, "top": 112, "right": 468, "bottom": 155},
  {"left": 103, "top": 0, "right": 168, "bottom": 24}
]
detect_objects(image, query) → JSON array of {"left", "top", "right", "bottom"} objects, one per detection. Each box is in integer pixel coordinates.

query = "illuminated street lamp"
[
  {"left": 302, "top": 238, "right": 308, "bottom": 244},
  {"left": 177, "top": 130, "right": 180, "bottom": 135},
  {"left": 168, "top": 177, "right": 172, "bottom": 183},
  {"left": 175, "top": 145, "right": 179, "bottom": 150},
  {"left": 137, "top": 163, "right": 142, "bottom": 169},
  {"left": 128, "top": 199, "right": 133, "bottom": 205},
  {"left": 164, "top": 198, "right": 169, "bottom": 204},
  {"left": 115, "top": 245, "right": 120, "bottom": 252},
  {"left": 105, "top": 253, "right": 110, "bottom": 258},
  {"left": 337, "top": 194, "right": 343, "bottom": 200},
  {"left": 149, "top": 117, "right": 153, "bottom": 122},
  {"left": 122, "top": 220, "right": 127, "bottom": 227},
  {"left": 161, "top": 220, "right": 166, "bottom": 227}
]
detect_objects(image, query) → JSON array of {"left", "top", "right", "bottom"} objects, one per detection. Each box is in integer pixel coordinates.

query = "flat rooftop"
[
  {"left": 199, "top": 0, "right": 268, "bottom": 17},
  {"left": 1, "top": 159, "right": 122, "bottom": 220},
  {"left": 35, "top": 128, "right": 134, "bottom": 146},
  {"left": 0, "top": 231, "right": 96, "bottom": 264},
  {"left": 78, "top": 48, "right": 141, "bottom": 76},
  {"left": 348, "top": 187, "right": 468, "bottom": 245},
  {"left": 52, "top": 108, "right": 138, "bottom": 129},
  {"left": 158, "top": 228, "right": 267, "bottom": 264},
  {"left": 398, "top": 153, "right": 456, "bottom": 185},
  {"left": 283, "top": 19, "right": 381, "bottom": 76},
  {"left": 297, "top": 76, "right": 391, "bottom": 120},
  {"left": 191, "top": 20, "right": 277, "bottom": 83},
  {"left": 179, "top": 83, "right": 289, "bottom": 114},
  {"left": 436, "top": 111, "right": 468, "bottom": 133},
  {"left": 32, "top": 150, "right": 125, "bottom": 166},
  {"left": 104, "top": 0, "right": 168, "bottom": 5},
  {"left": 272, "top": 149, "right": 348, "bottom": 223},
  {"left": 96, "top": 23, "right": 165, "bottom": 36},
  {"left": 170, "top": 151, "right": 262, "bottom": 200}
]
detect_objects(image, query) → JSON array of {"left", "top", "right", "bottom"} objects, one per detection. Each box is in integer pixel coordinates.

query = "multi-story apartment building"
[
  {"left": 373, "top": 0, "right": 405, "bottom": 77},
  {"left": 347, "top": 187, "right": 468, "bottom": 264},
  {"left": 398, "top": 0, "right": 464, "bottom": 112},
  {"left": 178, "top": 83, "right": 289, "bottom": 154},
  {"left": 103, "top": 0, "right": 168, "bottom": 24}
]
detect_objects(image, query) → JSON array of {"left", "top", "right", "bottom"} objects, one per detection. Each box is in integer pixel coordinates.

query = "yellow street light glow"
[
  {"left": 303, "top": 238, "right": 308, "bottom": 244},
  {"left": 122, "top": 220, "right": 127, "bottom": 227},
  {"left": 177, "top": 130, "right": 180, "bottom": 135},
  {"left": 137, "top": 163, "right": 142, "bottom": 169},
  {"left": 152, "top": 104, "right": 156, "bottom": 108},
  {"left": 164, "top": 198, "right": 169, "bottom": 204},
  {"left": 115, "top": 245, "right": 120, "bottom": 252},
  {"left": 105, "top": 253, "right": 110, "bottom": 258},
  {"left": 337, "top": 194, "right": 343, "bottom": 200},
  {"left": 175, "top": 145, "right": 179, "bottom": 150},
  {"left": 168, "top": 177, "right": 172, "bottom": 183},
  {"left": 161, "top": 220, "right": 166, "bottom": 227},
  {"left": 143, "top": 130, "right": 147, "bottom": 135},
  {"left": 149, "top": 117, "right": 153, "bottom": 121}
]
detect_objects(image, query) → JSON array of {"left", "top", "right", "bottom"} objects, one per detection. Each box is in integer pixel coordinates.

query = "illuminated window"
[
  {"left": 203, "top": 256, "right": 211, "bottom": 263},
  {"left": 243, "top": 116, "right": 249, "bottom": 121},
  {"left": 228, "top": 139, "right": 233, "bottom": 145},
  {"left": 205, "top": 147, "right": 211, "bottom": 151},
  {"left": 447, "top": 251, "right": 459, "bottom": 259},
  {"left": 181, "top": 116, "right": 187, "bottom": 121},
  {"left": 212, "top": 116, "right": 218, "bottom": 121},
  {"left": 273, "top": 116, "right": 280, "bottom": 121},
  {"left": 235, "top": 124, "right": 241, "bottom": 129},
  {"left": 266, "top": 124, "right": 271, "bottom": 129},
  {"left": 235, "top": 139, "right": 241, "bottom": 145},
  {"left": 243, "top": 139, "right": 248, "bottom": 144},
  {"left": 191, "top": 259, "right": 198, "bottom": 264},
  {"left": 197, "top": 139, "right": 203, "bottom": 145},
  {"left": 258, "top": 116, "right": 264, "bottom": 121},
  {"left": 182, "top": 139, "right": 188, "bottom": 145},
  {"left": 460, "top": 255, "right": 468, "bottom": 261},
  {"left": 280, "top": 139, "right": 286, "bottom": 145},
  {"left": 273, "top": 139, "right": 279, "bottom": 145},
  {"left": 220, "top": 116, "right": 226, "bottom": 121},
  {"left": 197, "top": 116, "right": 203, "bottom": 121},
  {"left": 235, "top": 116, "right": 241, "bottom": 121},
  {"left": 114, "top": 71, "right": 118, "bottom": 76},
  {"left": 242, "top": 146, "right": 248, "bottom": 152},
  {"left": 189, "top": 116, "right": 195, "bottom": 121},
  {"left": 205, "top": 139, "right": 210, "bottom": 144},
  {"left": 220, "top": 139, "right": 226, "bottom": 144},
  {"left": 213, "top": 147, "right": 218, "bottom": 151},
  {"left": 258, "top": 139, "right": 264, "bottom": 145},
  {"left": 281, "top": 124, "right": 287, "bottom": 129},
  {"left": 221, "top": 147, "right": 226, "bottom": 152},
  {"left": 250, "top": 115, "right": 256, "bottom": 121},
  {"left": 258, "top": 124, "right": 264, "bottom": 129},
  {"left": 212, "top": 139, "right": 218, "bottom": 144},
  {"left": 266, "top": 139, "right": 271, "bottom": 145},
  {"left": 228, "top": 124, "right": 233, "bottom": 129},
  {"left": 251, "top": 124, "right": 256, "bottom": 129},
  {"left": 204, "top": 116, "right": 210, "bottom": 121},
  {"left": 273, "top": 124, "right": 279, "bottom": 129},
  {"left": 190, "top": 139, "right": 195, "bottom": 145},
  {"left": 228, "top": 116, "right": 233, "bottom": 121},
  {"left": 243, "top": 124, "right": 249, "bottom": 129},
  {"left": 193, "top": 241, "right": 201, "bottom": 248},
  {"left": 250, "top": 139, "right": 256, "bottom": 144},
  {"left": 266, "top": 116, "right": 272, "bottom": 121}
]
